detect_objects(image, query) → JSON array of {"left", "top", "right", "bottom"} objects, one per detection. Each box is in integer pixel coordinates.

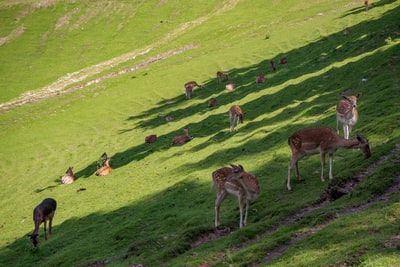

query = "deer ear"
[
  {"left": 239, "top": 164, "right": 244, "bottom": 171},
  {"left": 356, "top": 132, "right": 363, "bottom": 141},
  {"left": 356, "top": 93, "right": 362, "bottom": 98}
]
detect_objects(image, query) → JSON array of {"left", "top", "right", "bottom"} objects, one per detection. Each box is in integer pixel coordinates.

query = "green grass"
[{"left": 0, "top": 0, "right": 399, "bottom": 266}]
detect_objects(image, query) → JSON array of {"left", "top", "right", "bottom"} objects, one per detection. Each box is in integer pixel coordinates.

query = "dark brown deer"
[
  {"left": 184, "top": 81, "right": 202, "bottom": 100},
  {"left": 61, "top": 167, "right": 76, "bottom": 184},
  {"left": 172, "top": 128, "right": 192, "bottom": 145},
  {"left": 287, "top": 127, "right": 371, "bottom": 190},
  {"left": 95, "top": 153, "right": 112, "bottom": 176},
  {"left": 27, "top": 198, "right": 57, "bottom": 247},
  {"left": 336, "top": 93, "right": 361, "bottom": 139},
  {"left": 256, "top": 72, "right": 265, "bottom": 83},
  {"left": 270, "top": 60, "right": 276, "bottom": 72},
  {"left": 208, "top": 98, "right": 218, "bottom": 107},
  {"left": 229, "top": 105, "right": 243, "bottom": 132},
  {"left": 216, "top": 71, "right": 229, "bottom": 83},
  {"left": 279, "top": 57, "right": 288, "bottom": 64},
  {"left": 145, "top": 134, "right": 157, "bottom": 144},
  {"left": 212, "top": 164, "right": 260, "bottom": 228}
]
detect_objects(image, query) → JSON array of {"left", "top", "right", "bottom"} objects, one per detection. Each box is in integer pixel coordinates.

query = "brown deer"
[
  {"left": 343, "top": 27, "right": 351, "bottom": 35},
  {"left": 172, "top": 128, "right": 192, "bottom": 145},
  {"left": 27, "top": 198, "right": 57, "bottom": 247},
  {"left": 61, "top": 167, "right": 76, "bottom": 184},
  {"left": 225, "top": 83, "right": 235, "bottom": 91},
  {"left": 216, "top": 71, "right": 229, "bottom": 83},
  {"left": 229, "top": 105, "right": 243, "bottom": 132},
  {"left": 364, "top": 0, "right": 373, "bottom": 11},
  {"left": 184, "top": 81, "right": 202, "bottom": 100},
  {"left": 212, "top": 164, "right": 260, "bottom": 228},
  {"left": 208, "top": 98, "right": 218, "bottom": 107},
  {"left": 279, "top": 57, "right": 288, "bottom": 64},
  {"left": 145, "top": 134, "right": 157, "bottom": 144},
  {"left": 95, "top": 153, "right": 112, "bottom": 176},
  {"left": 287, "top": 127, "right": 371, "bottom": 191},
  {"left": 256, "top": 72, "right": 265, "bottom": 83},
  {"left": 336, "top": 93, "right": 361, "bottom": 139}
]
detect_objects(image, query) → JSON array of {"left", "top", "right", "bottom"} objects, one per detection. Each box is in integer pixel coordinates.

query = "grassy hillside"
[{"left": 0, "top": 0, "right": 399, "bottom": 266}]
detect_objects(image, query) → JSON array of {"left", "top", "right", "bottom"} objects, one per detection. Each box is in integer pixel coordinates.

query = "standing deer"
[
  {"left": 256, "top": 72, "right": 265, "bottom": 83},
  {"left": 172, "top": 128, "right": 192, "bottom": 145},
  {"left": 229, "top": 105, "right": 243, "bottom": 132},
  {"left": 270, "top": 60, "right": 276, "bottom": 72},
  {"left": 216, "top": 71, "right": 229, "bottom": 83},
  {"left": 212, "top": 164, "right": 260, "bottom": 228},
  {"left": 364, "top": 0, "right": 373, "bottom": 10},
  {"left": 184, "top": 81, "right": 202, "bottom": 100},
  {"left": 95, "top": 153, "right": 112, "bottom": 176},
  {"left": 61, "top": 167, "right": 76, "bottom": 184},
  {"left": 336, "top": 93, "right": 361, "bottom": 139},
  {"left": 27, "top": 198, "right": 57, "bottom": 247},
  {"left": 287, "top": 127, "right": 371, "bottom": 191}
]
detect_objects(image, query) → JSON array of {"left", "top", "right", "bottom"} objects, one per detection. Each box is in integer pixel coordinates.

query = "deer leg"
[
  {"left": 43, "top": 220, "right": 48, "bottom": 240},
  {"left": 244, "top": 200, "right": 250, "bottom": 227},
  {"left": 215, "top": 191, "right": 227, "bottom": 227},
  {"left": 328, "top": 153, "right": 334, "bottom": 180},
  {"left": 230, "top": 115, "right": 235, "bottom": 132},
  {"left": 48, "top": 218, "right": 53, "bottom": 237},
  {"left": 320, "top": 152, "right": 326, "bottom": 182},
  {"left": 343, "top": 124, "right": 349, "bottom": 139},
  {"left": 238, "top": 194, "right": 244, "bottom": 228}
]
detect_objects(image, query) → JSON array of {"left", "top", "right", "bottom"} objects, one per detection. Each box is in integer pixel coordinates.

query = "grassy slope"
[{"left": 0, "top": 0, "right": 399, "bottom": 266}]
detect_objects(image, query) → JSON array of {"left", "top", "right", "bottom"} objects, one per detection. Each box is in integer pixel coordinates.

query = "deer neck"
[{"left": 337, "top": 137, "right": 360, "bottom": 149}]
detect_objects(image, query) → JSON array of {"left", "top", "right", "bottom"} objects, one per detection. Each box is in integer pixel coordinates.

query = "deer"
[
  {"left": 184, "top": 81, "right": 202, "bottom": 100},
  {"left": 225, "top": 83, "right": 235, "bottom": 91},
  {"left": 95, "top": 152, "right": 112, "bottom": 176},
  {"left": 279, "top": 57, "right": 288, "bottom": 64},
  {"left": 229, "top": 105, "right": 243, "bottom": 132},
  {"left": 343, "top": 27, "right": 351, "bottom": 35},
  {"left": 145, "top": 134, "right": 157, "bottom": 144},
  {"left": 216, "top": 71, "right": 229, "bottom": 83},
  {"left": 270, "top": 60, "right": 276, "bottom": 72},
  {"left": 256, "top": 72, "right": 265, "bottom": 83},
  {"left": 27, "top": 198, "right": 57, "bottom": 247},
  {"left": 208, "top": 98, "right": 218, "bottom": 107},
  {"left": 287, "top": 127, "right": 371, "bottom": 191},
  {"left": 172, "top": 128, "right": 192, "bottom": 145},
  {"left": 61, "top": 167, "right": 76, "bottom": 184},
  {"left": 336, "top": 93, "right": 361, "bottom": 140},
  {"left": 364, "top": 0, "right": 373, "bottom": 11},
  {"left": 212, "top": 164, "right": 260, "bottom": 228}
]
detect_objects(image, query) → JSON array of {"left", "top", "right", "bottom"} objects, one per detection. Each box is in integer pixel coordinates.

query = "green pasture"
[{"left": 0, "top": 0, "right": 399, "bottom": 266}]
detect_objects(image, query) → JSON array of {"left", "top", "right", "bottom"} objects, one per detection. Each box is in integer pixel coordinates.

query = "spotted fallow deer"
[
  {"left": 336, "top": 93, "right": 361, "bottom": 139},
  {"left": 287, "top": 127, "right": 371, "bottom": 191},
  {"left": 212, "top": 164, "right": 260, "bottom": 228},
  {"left": 229, "top": 105, "right": 243, "bottom": 132},
  {"left": 27, "top": 198, "right": 57, "bottom": 247},
  {"left": 172, "top": 128, "right": 192, "bottom": 145},
  {"left": 364, "top": 0, "right": 374, "bottom": 11},
  {"left": 216, "top": 71, "right": 229, "bottom": 83},
  {"left": 145, "top": 134, "right": 157, "bottom": 144},
  {"left": 95, "top": 153, "right": 112, "bottom": 176},
  {"left": 184, "top": 81, "right": 202, "bottom": 100},
  {"left": 256, "top": 72, "right": 265, "bottom": 83},
  {"left": 61, "top": 167, "right": 76, "bottom": 184}
]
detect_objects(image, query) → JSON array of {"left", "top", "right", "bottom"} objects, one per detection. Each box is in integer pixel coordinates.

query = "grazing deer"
[
  {"left": 336, "top": 93, "right": 361, "bottom": 139},
  {"left": 61, "top": 167, "right": 76, "bottom": 184},
  {"left": 184, "top": 81, "right": 202, "bottom": 100},
  {"left": 343, "top": 27, "right": 351, "bottom": 35},
  {"left": 145, "top": 134, "right": 157, "bottom": 144},
  {"left": 27, "top": 198, "right": 57, "bottom": 247},
  {"left": 212, "top": 164, "right": 260, "bottom": 228},
  {"left": 229, "top": 105, "right": 243, "bottom": 132},
  {"left": 364, "top": 0, "right": 373, "bottom": 10},
  {"left": 225, "top": 83, "right": 235, "bottom": 91},
  {"left": 208, "top": 98, "right": 218, "bottom": 107},
  {"left": 287, "top": 127, "right": 371, "bottom": 191},
  {"left": 256, "top": 72, "right": 265, "bottom": 83},
  {"left": 172, "top": 128, "right": 192, "bottom": 145},
  {"left": 95, "top": 153, "right": 112, "bottom": 176},
  {"left": 279, "top": 57, "right": 288, "bottom": 64},
  {"left": 270, "top": 60, "right": 276, "bottom": 72},
  {"left": 216, "top": 71, "right": 229, "bottom": 83}
]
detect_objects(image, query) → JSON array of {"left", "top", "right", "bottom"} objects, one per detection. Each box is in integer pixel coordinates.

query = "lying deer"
[
  {"left": 184, "top": 81, "right": 202, "bottom": 100},
  {"left": 229, "top": 105, "right": 243, "bottom": 132},
  {"left": 212, "top": 164, "right": 260, "bottom": 228},
  {"left": 145, "top": 134, "right": 157, "bottom": 144},
  {"left": 256, "top": 72, "right": 265, "bottom": 83},
  {"left": 172, "top": 128, "right": 192, "bottom": 145},
  {"left": 287, "top": 127, "right": 371, "bottom": 191},
  {"left": 61, "top": 167, "right": 76, "bottom": 184},
  {"left": 279, "top": 57, "right": 288, "bottom": 64},
  {"left": 27, "top": 198, "right": 57, "bottom": 247},
  {"left": 216, "top": 71, "right": 229, "bottom": 83},
  {"left": 95, "top": 153, "right": 112, "bottom": 176},
  {"left": 336, "top": 93, "right": 361, "bottom": 139},
  {"left": 208, "top": 99, "right": 218, "bottom": 107}
]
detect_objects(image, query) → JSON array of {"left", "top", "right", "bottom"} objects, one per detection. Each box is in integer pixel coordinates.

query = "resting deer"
[
  {"left": 184, "top": 81, "right": 202, "bottom": 100},
  {"left": 172, "top": 128, "right": 192, "bottom": 145},
  {"left": 279, "top": 57, "right": 288, "bottom": 64},
  {"left": 212, "top": 164, "right": 260, "bottom": 228},
  {"left": 27, "top": 198, "right": 57, "bottom": 247},
  {"left": 287, "top": 127, "right": 371, "bottom": 191},
  {"left": 61, "top": 167, "right": 76, "bottom": 184},
  {"left": 208, "top": 99, "right": 218, "bottom": 107},
  {"left": 95, "top": 153, "right": 112, "bottom": 176},
  {"left": 256, "top": 72, "right": 265, "bottom": 83},
  {"left": 229, "top": 105, "right": 243, "bottom": 132},
  {"left": 216, "top": 71, "right": 229, "bottom": 83},
  {"left": 145, "top": 134, "right": 157, "bottom": 144},
  {"left": 336, "top": 93, "right": 361, "bottom": 139}
]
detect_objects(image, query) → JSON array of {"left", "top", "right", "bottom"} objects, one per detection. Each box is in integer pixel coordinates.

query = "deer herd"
[{"left": 28, "top": 26, "right": 373, "bottom": 246}]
